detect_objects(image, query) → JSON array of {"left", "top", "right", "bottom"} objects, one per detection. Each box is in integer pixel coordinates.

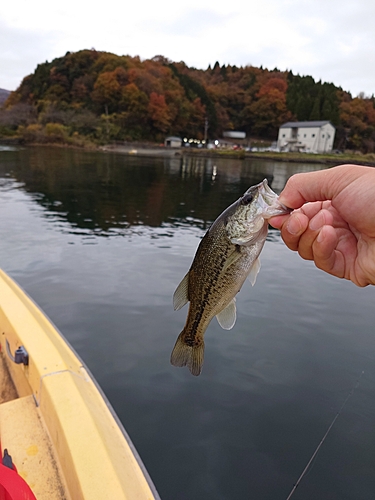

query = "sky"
[{"left": 1, "top": 0, "right": 374, "bottom": 97}]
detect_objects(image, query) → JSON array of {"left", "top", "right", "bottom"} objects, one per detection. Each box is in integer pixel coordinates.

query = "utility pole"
[
  {"left": 204, "top": 116, "right": 208, "bottom": 146},
  {"left": 104, "top": 104, "right": 109, "bottom": 139}
]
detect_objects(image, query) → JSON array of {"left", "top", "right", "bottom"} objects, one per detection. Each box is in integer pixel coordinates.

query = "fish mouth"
[{"left": 254, "top": 179, "right": 291, "bottom": 217}]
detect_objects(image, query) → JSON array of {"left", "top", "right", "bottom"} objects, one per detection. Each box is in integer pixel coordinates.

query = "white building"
[
  {"left": 164, "top": 136, "right": 182, "bottom": 148},
  {"left": 277, "top": 121, "right": 335, "bottom": 153}
]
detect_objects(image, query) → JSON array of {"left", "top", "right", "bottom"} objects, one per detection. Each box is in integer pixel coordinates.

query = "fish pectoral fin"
[
  {"left": 222, "top": 246, "right": 242, "bottom": 273},
  {"left": 216, "top": 298, "right": 237, "bottom": 330},
  {"left": 173, "top": 273, "right": 189, "bottom": 310},
  {"left": 248, "top": 257, "right": 261, "bottom": 286}
]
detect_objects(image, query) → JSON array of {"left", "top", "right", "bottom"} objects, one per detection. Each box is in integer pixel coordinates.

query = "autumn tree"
[
  {"left": 0, "top": 103, "right": 37, "bottom": 128},
  {"left": 114, "top": 83, "right": 149, "bottom": 139},
  {"left": 340, "top": 96, "right": 375, "bottom": 152},
  {"left": 92, "top": 71, "right": 122, "bottom": 114},
  {"left": 247, "top": 77, "right": 292, "bottom": 137},
  {"left": 148, "top": 92, "right": 171, "bottom": 134}
]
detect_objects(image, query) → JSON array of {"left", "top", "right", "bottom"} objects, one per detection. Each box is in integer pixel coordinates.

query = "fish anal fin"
[
  {"left": 170, "top": 331, "right": 204, "bottom": 376},
  {"left": 216, "top": 298, "right": 237, "bottom": 330},
  {"left": 248, "top": 257, "right": 261, "bottom": 286},
  {"left": 173, "top": 273, "right": 189, "bottom": 311}
]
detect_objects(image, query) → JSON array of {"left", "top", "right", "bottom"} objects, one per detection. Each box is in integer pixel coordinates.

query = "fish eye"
[{"left": 241, "top": 193, "right": 253, "bottom": 205}]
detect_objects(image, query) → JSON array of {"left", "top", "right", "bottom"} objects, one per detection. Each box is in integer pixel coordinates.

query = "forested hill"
[{"left": 2, "top": 49, "right": 375, "bottom": 152}]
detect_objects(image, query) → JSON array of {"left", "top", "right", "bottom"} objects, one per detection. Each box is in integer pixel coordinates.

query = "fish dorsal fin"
[
  {"left": 248, "top": 257, "right": 261, "bottom": 286},
  {"left": 173, "top": 273, "right": 189, "bottom": 310},
  {"left": 216, "top": 298, "right": 237, "bottom": 330}
]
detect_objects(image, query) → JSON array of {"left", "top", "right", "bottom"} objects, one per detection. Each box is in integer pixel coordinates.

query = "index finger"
[{"left": 268, "top": 214, "right": 289, "bottom": 230}]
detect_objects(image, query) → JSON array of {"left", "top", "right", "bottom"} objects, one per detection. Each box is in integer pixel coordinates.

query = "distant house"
[
  {"left": 164, "top": 136, "right": 182, "bottom": 148},
  {"left": 277, "top": 121, "right": 335, "bottom": 153},
  {"left": 223, "top": 131, "right": 246, "bottom": 139}
]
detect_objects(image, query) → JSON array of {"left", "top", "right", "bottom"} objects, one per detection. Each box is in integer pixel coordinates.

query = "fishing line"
[{"left": 285, "top": 370, "right": 364, "bottom": 500}]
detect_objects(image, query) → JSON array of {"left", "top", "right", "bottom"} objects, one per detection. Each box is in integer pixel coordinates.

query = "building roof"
[{"left": 280, "top": 121, "right": 334, "bottom": 129}]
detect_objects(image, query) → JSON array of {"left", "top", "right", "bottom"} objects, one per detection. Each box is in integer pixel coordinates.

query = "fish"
[{"left": 170, "top": 179, "right": 290, "bottom": 376}]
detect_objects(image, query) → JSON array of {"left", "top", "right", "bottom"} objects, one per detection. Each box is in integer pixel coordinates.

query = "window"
[
  {"left": 304, "top": 134, "right": 306, "bottom": 138},
  {"left": 322, "top": 134, "right": 325, "bottom": 138},
  {"left": 312, "top": 134, "right": 315, "bottom": 137},
  {"left": 282, "top": 134, "right": 285, "bottom": 138}
]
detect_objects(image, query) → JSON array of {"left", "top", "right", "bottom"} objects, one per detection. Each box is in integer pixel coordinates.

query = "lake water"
[{"left": 0, "top": 146, "right": 374, "bottom": 500}]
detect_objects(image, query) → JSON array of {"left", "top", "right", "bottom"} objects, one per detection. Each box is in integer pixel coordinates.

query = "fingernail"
[
  {"left": 317, "top": 229, "right": 324, "bottom": 243},
  {"left": 309, "top": 214, "right": 323, "bottom": 231},
  {"left": 286, "top": 216, "right": 302, "bottom": 235}
]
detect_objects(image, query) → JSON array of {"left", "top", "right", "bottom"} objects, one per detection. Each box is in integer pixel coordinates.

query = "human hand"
[{"left": 269, "top": 164, "right": 375, "bottom": 287}]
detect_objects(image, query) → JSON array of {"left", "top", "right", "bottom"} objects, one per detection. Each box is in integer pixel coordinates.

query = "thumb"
[{"left": 278, "top": 165, "right": 365, "bottom": 209}]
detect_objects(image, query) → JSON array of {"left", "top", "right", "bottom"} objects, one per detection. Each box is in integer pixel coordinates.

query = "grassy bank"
[
  {"left": 2, "top": 135, "right": 375, "bottom": 167},
  {"left": 182, "top": 148, "right": 375, "bottom": 166}
]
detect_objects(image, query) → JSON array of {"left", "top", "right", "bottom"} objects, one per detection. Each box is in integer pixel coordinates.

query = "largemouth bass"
[{"left": 171, "top": 179, "right": 290, "bottom": 376}]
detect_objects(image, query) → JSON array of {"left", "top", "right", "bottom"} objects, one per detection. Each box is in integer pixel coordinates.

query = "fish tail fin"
[{"left": 170, "top": 331, "right": 205, "bottom": 376}]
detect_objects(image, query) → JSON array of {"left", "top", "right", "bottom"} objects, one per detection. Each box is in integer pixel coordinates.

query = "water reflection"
[{"left": 0, "top": 147, "right": 323, "bottom": 237}]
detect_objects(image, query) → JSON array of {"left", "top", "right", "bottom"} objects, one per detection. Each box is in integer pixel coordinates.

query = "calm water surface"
[{"left": 0, "top": 147, "right": 374, "bottom": 500}]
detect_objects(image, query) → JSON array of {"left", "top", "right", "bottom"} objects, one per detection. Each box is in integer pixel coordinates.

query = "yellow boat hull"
[{"left": 0, "top": 269, "right": 159, "bottom": 499}]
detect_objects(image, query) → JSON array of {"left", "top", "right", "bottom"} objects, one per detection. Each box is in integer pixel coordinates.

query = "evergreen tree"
[{"left": 309, "top": 97, "right": 321, "bottom": 120}]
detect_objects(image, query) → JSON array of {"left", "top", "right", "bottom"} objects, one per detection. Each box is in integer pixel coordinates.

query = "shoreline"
[
  {"left": 99, "top": 144, "right": 375, "bottom": 166},
  {"left": 1, "top": 138, "right": 375, "bottom": 166}
]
